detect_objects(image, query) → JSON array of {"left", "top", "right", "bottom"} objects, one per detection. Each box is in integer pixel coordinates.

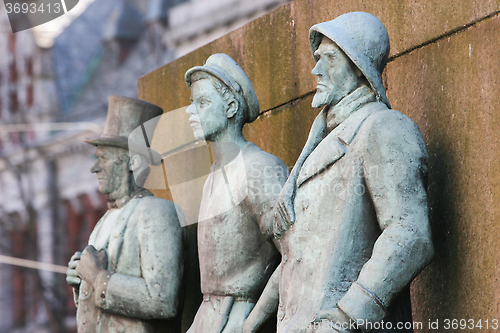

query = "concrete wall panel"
[
  {"left": 139, "top": 0, "right": 500, "bottom": 114},
  {"left": 386, "top": 15, "right": 500, "bottom": 328}
]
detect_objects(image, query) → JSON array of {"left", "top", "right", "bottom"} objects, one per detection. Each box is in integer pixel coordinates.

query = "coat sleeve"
[
  {"left": 93, "top": 198, "right": 185, "bottom": 319},
  {"left": 246, "top": 152, "right": 289, "bottom": 242},
  {"left": 337, "top": 111, "right": 434, "bottom": 328}
]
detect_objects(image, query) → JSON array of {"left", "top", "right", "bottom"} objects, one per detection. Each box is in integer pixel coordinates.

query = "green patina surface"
[
  {"left": 138, "top": 0, "right": 500, "bottom": 331},
  {"left": 387, "top": 15, "right": 500, "bottom": 327}
]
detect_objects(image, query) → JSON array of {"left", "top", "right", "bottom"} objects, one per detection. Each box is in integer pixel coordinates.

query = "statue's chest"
[
  {"left": 91, "top": 209, "right": 122, "bottom": 250},
  {"left": 199, "top": 169, "right": 247, "bottom": 223}
]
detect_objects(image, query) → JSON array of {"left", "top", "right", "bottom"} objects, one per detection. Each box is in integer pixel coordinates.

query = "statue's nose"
[
  {"left": 186, "top": 104, "right": 196, "bottom": 115},
  {"left": 91, "top": 159, "right": 101, "bottom": 173},
  {"left": 311, "top": 61, "right": 323, "bottom": 76}
]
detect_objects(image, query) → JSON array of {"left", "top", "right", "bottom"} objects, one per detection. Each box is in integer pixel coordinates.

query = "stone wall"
[{"left": 139, "top": 0, "right": 500, "bottom": 331}]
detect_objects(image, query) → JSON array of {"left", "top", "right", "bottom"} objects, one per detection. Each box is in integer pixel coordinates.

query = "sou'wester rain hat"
[{"left": 309, "top": 12, "right": 391, "bottom": 108}]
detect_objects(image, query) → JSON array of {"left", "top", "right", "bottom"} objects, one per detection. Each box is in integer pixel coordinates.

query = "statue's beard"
[
  {"left": 312, "top": 90, "right": 333, "bottom": 108},
  {"left": 106, "top": 171, "right": 131, "bottom": 201}
]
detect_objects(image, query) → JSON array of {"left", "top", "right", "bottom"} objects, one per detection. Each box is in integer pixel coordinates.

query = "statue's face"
[
  {"left": 311, "top": 37, "right": 363, "bottom": 108},
  {"left": 91, "top": 146, "right": 130, "bottom": 195},
  {"left": 186, "top": 78, "right": 228, "bottom": 141}
]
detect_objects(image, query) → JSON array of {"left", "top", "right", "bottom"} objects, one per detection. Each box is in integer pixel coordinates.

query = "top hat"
[
  {"left": 85, "top": 95, "right": 164, "bottom": 165},
  {"left": 310, "top": 12, "right": 391, "bottom": 108},
  {"left": 185, "top": 53, "right": 260, "bottom": 123}
]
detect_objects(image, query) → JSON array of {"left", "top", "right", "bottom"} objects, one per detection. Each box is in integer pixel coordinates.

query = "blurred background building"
[{"left": 0, "top": 0, "right": 291, "bottom": 331}]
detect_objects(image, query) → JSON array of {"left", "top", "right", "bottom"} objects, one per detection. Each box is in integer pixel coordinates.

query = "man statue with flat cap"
[
  {"left": 184, "top": 54, "right": 288, "bottom": 333},
  {"left": 66, "top": 96, "right": 186, "bottom": 333},
  {"left": 272, "top": 12, "right": 434, "bottom": 333}
]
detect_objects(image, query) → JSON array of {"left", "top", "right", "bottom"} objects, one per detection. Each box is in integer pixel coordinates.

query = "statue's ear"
[
  {"left": 129, "top": 154, "right": 142, "bottom": 172},
  {"left": 226, "top": 99, "right": 239, "bottom": 119}
]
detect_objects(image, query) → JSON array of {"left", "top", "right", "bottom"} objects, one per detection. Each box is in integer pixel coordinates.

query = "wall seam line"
[
  {"left": 258, "top": 91, "right": 315, "bottom": 117},
  {"left": 258, "top": 9, "right": 500, "bottom": 118},
  {"left": 389, "top": 10, "right": 500, "bottom": 61}
]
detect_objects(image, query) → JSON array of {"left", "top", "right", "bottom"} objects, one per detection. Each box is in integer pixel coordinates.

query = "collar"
[
  {"left": 108, "top": 188, "right": 152, "bottom": 209},
  {"left": 326, "top": 84, "right": 377, "bottom": 133},
  {"left": 296, "top": 100, "right": 387, "bottom": 188},
  {"left": 331, "top": 99, "right": 387, "bottom": 147},
  {"left": 209, "top": 141, "right": 253, "bottom": 172}
]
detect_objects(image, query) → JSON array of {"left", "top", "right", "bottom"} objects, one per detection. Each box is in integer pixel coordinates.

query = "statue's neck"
[
  {"left": 209, "top": 126, "right": 247, "bottom": 166},
  {"left": 106, "top": 172, "right": 141, "bottom": 209},
  {"left": 326, "top": 84, "right": 376, "bottom": 133}
]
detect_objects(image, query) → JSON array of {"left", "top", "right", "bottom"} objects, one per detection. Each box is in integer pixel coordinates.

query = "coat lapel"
[
  {"left": 107, "top": 198, "right": 140, "bottom": 271},
  {"left": 297, "top": 135, "right": 346, "bottom": 187},
  {"left": 297, "top": 101, "right": 387, "bottom": 187}
]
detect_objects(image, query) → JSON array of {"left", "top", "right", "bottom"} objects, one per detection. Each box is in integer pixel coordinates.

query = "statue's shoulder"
[
  {"left": 360, "top": 106, "right": 427, "bottom": 156},
  {"left": 134, "top": 195, "right": 179, "bottom": 219},
  {"left": 136, "top": 194, "right": 174, "bottom": 206},
  {"left": 242, "top": 142, "right": 288, "bottom": 172},
  {"left": 363, "top": 107, "right": 421, "bottom": 134}
]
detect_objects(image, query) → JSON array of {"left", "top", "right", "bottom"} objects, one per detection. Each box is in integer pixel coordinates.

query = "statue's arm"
[
  {"left": 94, "top": 201, "right": 185, "bottom": 319},
  {"left": 337, "top": 112, "right": 434, "bottom": 329},
  {"left": 242, "top": 210, "right": 282, "bottom": 333},
  {"left": 248, "top": 157, "right": 290, "bottom": 239},
  {"left": 243, "top": 156, "right": 288, "bottom": 331},
  {"left": 243, "top": 263, "right": 281, "bottom": 333}
]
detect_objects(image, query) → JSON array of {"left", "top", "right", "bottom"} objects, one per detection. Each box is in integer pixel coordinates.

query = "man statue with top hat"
[
  {"left": 184, "top": 54, "right": 289, "bottom": 333},
  {"left": 66, "top": 96, "right": 186, "bottom": 333},
  {"left": 271, "top": 12, "right": 434, "bottom": 333}
]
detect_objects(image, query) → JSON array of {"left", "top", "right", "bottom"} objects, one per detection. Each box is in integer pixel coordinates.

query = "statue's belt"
[
  {"left": 202, "top": 293, "right": 257, "bottom": 304},
  {"left": 201, "top": 294, "right": 257, "bottom": 333}
]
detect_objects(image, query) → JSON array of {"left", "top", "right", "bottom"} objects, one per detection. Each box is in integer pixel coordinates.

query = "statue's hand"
[
  {"left": 312, "top": 308, "right": 357, "bottom": 333},
  {"left": 242, "top": 313, "right": 259, "bottom": 333},
  {"left": 66, "top": 251, "right": 82, "bottom": 288},
  {"left": 75, "top": 245, "right": 108, "bottom": 286}
]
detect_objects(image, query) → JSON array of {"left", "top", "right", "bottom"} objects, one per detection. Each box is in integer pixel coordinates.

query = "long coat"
[
  {"left": 75, "top": 194, "right": 185, "bottom": 333},
  {"left": 277, "top": 93, "right": 434, "bottom": 333}
]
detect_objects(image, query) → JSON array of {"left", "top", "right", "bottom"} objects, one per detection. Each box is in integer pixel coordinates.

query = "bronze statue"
[
  {"left": 66, "top": 96, "right": 186, "bottom": 333},
  {"left": 273, "top": 12, "right": 434, "bottom": 333},
  {"left": 185, "top": 54, "right": 288, "bottom": 333}
]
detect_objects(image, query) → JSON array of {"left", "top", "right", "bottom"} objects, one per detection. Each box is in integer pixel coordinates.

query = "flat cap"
[{"left": 185, "top": 53, "right": 260, "bottom": 123}]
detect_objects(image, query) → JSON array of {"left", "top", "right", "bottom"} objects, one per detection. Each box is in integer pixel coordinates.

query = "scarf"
[{"left": 273, "top": 85, "right": 376, "bottom": 238}]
